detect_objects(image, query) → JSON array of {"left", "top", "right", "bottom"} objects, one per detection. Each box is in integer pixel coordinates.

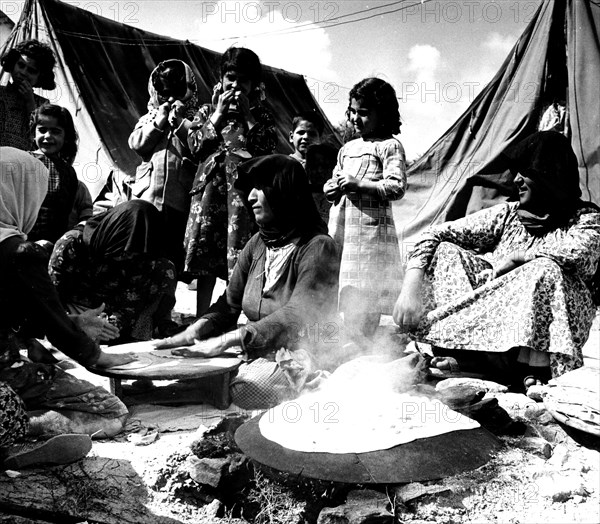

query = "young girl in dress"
[
  {"left": 185, "top": 47, "right": 277, "bottom": 316},
  {"left": 324, "top": 77, "right": 407, "bottom": 336},
  {"left": 0, "top": 40, "right": 56, "bottom": 150},
  {"left": 128, "top": 59, "right": 199, "bottom": 275},
  {"left": 28, "top": 103, "right": 79, "bottom": 244}
]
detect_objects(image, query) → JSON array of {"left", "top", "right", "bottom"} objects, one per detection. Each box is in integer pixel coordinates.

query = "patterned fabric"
[
  {"left": 184, "top": 103, "right": 277, "bottom": 280},
  {"left": 407, "top": 202, "right": 600, "bottom": 378},
  {"left": 0, "top": 84, "right": 46, "bottom": 151},
  {"left": 0, "top": 381, "right": 29, "bottom": 448},
  {"left": 27, "top": 151, "right": 78, "bottom": 243},
  {"left": 49, "top": 228, "right": 177, "bottom": 340},
  {"left": 328, "top": 137, "right": 406, "bottom": 314},
  {"left": 230, "top": 358, "right": 291, "bottom": 409}
]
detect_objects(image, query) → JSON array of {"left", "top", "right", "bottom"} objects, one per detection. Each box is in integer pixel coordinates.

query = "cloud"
[
  {"left": 189, "top": 0, "right": 337, "bottom": 83},
  {"left": 484, "top": 32, "right": 517, "bottom": 55},
  {"left": 406, "top": 44, "right": 441, "bottom": 84}
]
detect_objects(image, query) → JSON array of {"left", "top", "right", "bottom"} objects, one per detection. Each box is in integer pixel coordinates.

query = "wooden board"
[{"left": 87, "top": 341, "right": 241, "bottom": 381}]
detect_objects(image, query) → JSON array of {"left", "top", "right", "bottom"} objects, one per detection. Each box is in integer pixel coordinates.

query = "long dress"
[
  {"left": 327, "top": 136, "right": 406, "bottom": 314},
  {"left": 183, "top": 103, "right": 277, "bottom": 280},
  {"left": 0, "top": 84, "right": 46, "bottom": 150},
  {"left": 406, "top": 201, "right": 600, "bottom": 377}
]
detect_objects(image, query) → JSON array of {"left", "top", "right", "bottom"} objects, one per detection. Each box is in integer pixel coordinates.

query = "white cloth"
[
  {"left": 0, "top": 147, "right": 49, "bottom": 245},
  {"left": 263, "top": 241, "right": 298, "bottom": 293}
]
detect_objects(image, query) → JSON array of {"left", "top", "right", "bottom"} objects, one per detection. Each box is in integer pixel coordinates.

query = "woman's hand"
[
  {"left": 493, "top": 250, "right": 530, "bottom": 279},
  {"left": 94, "top": 350, "right": 138, "bottom": 369},
  {"left": 336, "top": 173, "right": 361, "bottom": 193},
  {"left": 168, "top": 100, "right": 185, "bottom": 129},
  {"left": 235, "top": 91, "right": 256, "bottom": 129},
  {"left": 14, "top": 78, "right": 36, "bottom": 113},
  {"left": 171, "top": 329, "right": 241, "bottom": 358},
  {"left": 153, "top": 318, "right": 213, "bottom": 349},
  {"left": 393, "top": 268, "right": 425, "bottom": 332},
  {"left": 211, "top": 88, "right": 237, "bottom": 128},
  {"left": 324, "top": 178, "right": 343, "bottom": 201},
  {"left": 71, "top": 304, "right": 120, "bottom": 342},
  {"left": 155, "top": 102, "right": 170, "bottom": 130}
]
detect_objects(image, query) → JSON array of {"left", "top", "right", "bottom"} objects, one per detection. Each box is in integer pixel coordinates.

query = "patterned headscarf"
[
  {"left": 0, "top": 147, "right": 49, "bottom": 245},
  {"left": 146, "top": 59, "right": 199, "bottom": 120}
]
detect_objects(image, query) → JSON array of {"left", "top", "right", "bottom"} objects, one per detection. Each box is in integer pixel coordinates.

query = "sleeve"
[
  {"left": 10, "top": 240, "right": 100, "bottom": 366},
  {"left": 246, "top": 106, "right": 278, "bottom": 157},
  {"left": 128, "top": 112, "right": 166, "bottom": 161},
  {"left": 531, "top": 210, "right": 600, "bottom": 279},
  {"left": 241, "top": 236, "right": 340, "bottom": 357},
  {"left": 375, "top": 139, "right": 407, "bottom": 201},
  {"left": 48, "top": 230, "right": 90, "bottom": 307},
  {"left": 187, "top": 105, "right": 223, "bottom": 161},
  {"left": 406, "top": 203, "right": 512, "bottom": 271}
]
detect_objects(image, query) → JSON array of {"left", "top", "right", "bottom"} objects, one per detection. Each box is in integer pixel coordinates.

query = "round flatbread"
[{"left": 259, "top": 388, "right": 480, "bottom": 454}]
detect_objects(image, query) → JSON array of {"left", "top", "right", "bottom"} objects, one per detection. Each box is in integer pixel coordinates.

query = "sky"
[{"left": 4, "top": 0, "right": 543, "bottom": 159}]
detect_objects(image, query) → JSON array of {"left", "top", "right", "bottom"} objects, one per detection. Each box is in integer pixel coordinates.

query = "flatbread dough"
[{"left": 259, "top": 387, "right": 480, "bottom": 454}]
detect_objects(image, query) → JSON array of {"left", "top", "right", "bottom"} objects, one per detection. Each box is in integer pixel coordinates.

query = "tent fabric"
[
  {"left": 0, "top": 0, "right": 340, "bottom": 197},
  {"left": 397, "top": 0, "right": 600, "bottom": 250}
]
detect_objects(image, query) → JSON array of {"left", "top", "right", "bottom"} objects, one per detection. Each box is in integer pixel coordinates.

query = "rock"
[
  {"left": 526, "top": 384, "right": 547, "bottom": 401},
  {"left": 204, "top": 498, "right": 222, "bottom": 519},
  {"left": 183, "top": 453, "right": 248, "bottom": 489},
  {"left": 536, "top": 471, "right": 589, "bottom": 502},
  {"left": 516, "top": 436, "right": 552, "bottom": 458},
  {"left": 317, "top": 489, "right": 393, "bottom": 524},
  {"left": 394, "top": 482, "right": 452, "bottom": 503}
]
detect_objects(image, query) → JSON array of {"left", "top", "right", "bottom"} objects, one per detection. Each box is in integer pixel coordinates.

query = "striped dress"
[{"left": 328, "top": 137, "right": 407, "bottom": 314}]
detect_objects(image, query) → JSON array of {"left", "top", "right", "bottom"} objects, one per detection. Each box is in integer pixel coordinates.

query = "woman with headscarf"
[
  {"left": 394, "top": 131, "right": 600, "bottom": 387},
  {"left": 49, "top": 200, "right": 178, "bottom": 343},
  {"left": 128, "top": 59, "right": 199, "bottom": 274},
  {"left": 0, "top": 147, "right": 136, "bottom": 441},
  {"left": 155, "top": 155, "right": 340, "bottom": 409}
]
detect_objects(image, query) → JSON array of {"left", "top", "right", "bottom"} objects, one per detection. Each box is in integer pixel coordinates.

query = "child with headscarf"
[
  {"left": 128, "top": 59, "right": 199, "bottom": 275},
  {"left": 49, "top": 200, "right": 178, "bottom": 343},
  {"left": 155, "top": 155, "right": 340, "bottom": 409},
  {"left": 394, "top": 131, "right": 600, "bottom": 387}
]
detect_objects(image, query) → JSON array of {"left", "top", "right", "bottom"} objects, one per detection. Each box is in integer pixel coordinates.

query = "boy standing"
[{"left": 289, "top": 111, "right": 322, "bottom": 167}]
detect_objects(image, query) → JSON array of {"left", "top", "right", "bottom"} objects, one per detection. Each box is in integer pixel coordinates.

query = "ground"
[{"left": 1, "top": 282, "right": 598, "bottom": 524}]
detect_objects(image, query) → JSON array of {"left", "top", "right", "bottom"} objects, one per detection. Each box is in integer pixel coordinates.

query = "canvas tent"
[
  {"left": 397, "top": 0, "right": 600, "bottom": 251},
  {"left": 0, "top": 0, "right": 340, "bottom": 199}
]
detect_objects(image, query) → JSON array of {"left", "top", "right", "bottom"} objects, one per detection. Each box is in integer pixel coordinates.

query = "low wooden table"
[{"left": 87, "top": 341, "right": 242, "bottom": 409}]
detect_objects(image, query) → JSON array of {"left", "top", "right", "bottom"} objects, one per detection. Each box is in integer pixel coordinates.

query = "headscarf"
[
  {"left": 146, "top": 59, "right": 199, "bottom": 120},
  {"left": 502, "top": 131, "right": 588, "bottom": 234},
  {"left": 0, "top": 147, "right": 49, "bottom": 245},
  {"left": 83, "top": 200, "right": 165, "bottom": 260},
  {"left": 236, "top": 154, "right": 328, "bottom": 247}
]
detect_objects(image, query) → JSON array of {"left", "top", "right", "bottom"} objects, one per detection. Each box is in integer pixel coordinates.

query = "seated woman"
[
  {"left": 394, "top": 131, "right": 600, "bottom": 387},
  {"left": 0, "top": 147, "right": 136, "bottom": 440},
  {"left": 49, "top": 200, "right": 178, "bottom": 344},
  {"left": 155, "top": 155, "right": 340, "bottom": 409}
]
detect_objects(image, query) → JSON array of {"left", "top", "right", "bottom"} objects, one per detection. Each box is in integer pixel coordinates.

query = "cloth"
[
  {"left": 264, "top": 243, "right": 298, "bottom": 293},
  {"left": 0, "top": 84, "right": 46, "bottom": 150},
  {"left": 49, "top": 205, "right": 177, "bottom": 341},
  {"left": 203, "top": 233, "right": 339, "bottom": 358},
  {"left": 230, "top": 357, "right": 290, "bottom": 410},
  {"left": 0, "top": 381, "right": 29, "bottom": 448},
  {"left": 27, "top": 151, "right": 78, "bottom": 243},
  {"left": 0, "top": 147, "right": 49, "bottom": 245},
  {"left": 328, "top": 137, "right": 407, "bottom": 314},
  {"left": 83, "top": 200, "right": 165, "bottom": 259},
  {"left": 406, "top": 202, "right": 600, "bottom": 378},
  {"left": 67, "top": 180, "right": 93, "bottom": 229},
  {"left": 183, "top": 102, "right": 277, "bottom": 280}
]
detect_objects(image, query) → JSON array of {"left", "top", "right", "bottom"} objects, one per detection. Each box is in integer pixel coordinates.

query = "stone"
[
  {"left": 536, "top": 471, "right": 589, "bottom": 502},
  {"left": 489, "top": 392, "right": 543, "bottom": 420},
  {"left": 317, "top": 489, "right": 393, "bottom": 524},
  {"left": 516, "top": 436, "right": 552, "bottom": 458},
  {"left": 184, "top": 456, "right": 226, "bottom": 488},
  {"left": 394, "top": 482, "right": 452, "bottom": 503},
  {"left": 204, "top": 498, "right": 222, "bottom": 519}
]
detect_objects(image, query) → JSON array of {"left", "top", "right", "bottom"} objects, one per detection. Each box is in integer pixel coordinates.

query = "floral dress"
[
  {"left": 406, "top": 202, "right": 600, "bottom": 377},
  {"left": 327, "top": 137, "right": 407, "bottom": 314},
  {"left": 49, "top": 229, "right": 177, "bottom": 340},
  {"left": 184, "top": 103, "right": 277, "bottom": 280}
]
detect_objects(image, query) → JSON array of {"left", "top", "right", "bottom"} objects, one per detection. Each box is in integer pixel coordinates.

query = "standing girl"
[
  {"left": 325, "top": 77, "right": 407, "bottom": 335},
  {"left": 185, "top": 47, "right": 277, "bottom": 316},
  {"left": 0, "top": 40, "right": 56, "bottom": 150},
  {"left": 28, "top": 103, "right": 79, "bottom": 244},
  {"left": 129, "top": 59, "right": 199, "bottom": 275}
]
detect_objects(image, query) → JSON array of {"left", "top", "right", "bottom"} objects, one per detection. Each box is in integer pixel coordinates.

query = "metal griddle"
[{"left": 235, "top": 414, "right": 501, "bottom": 484}]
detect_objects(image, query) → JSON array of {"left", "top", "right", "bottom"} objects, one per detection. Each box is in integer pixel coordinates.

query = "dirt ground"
[{"left": 1, "top": 282, "right": 598, "bottom": 524}]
